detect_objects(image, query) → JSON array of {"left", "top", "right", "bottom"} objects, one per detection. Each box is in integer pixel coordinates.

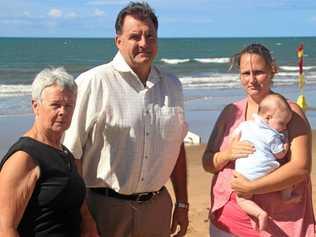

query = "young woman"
[{"left": 202, "top": 44, "right": 315, "bottom": 237}]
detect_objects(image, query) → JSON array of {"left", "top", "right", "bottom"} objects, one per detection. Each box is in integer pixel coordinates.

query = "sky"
[{"left": 0, "top": 0, "right": 315, "bottom": 38}]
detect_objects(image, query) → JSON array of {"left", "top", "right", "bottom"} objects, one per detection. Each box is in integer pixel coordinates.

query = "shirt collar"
[
  {"left": 146, "top": 67, "right": 160, "bottom": 88},
  {"left": 112, "top": 51, "right": 160, "bottom": 88},
  {"left": 112, "top": 51, "right": 132, "bottom": 72}
]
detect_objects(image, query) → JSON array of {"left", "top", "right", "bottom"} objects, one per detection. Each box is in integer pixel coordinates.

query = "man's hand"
[
  {"left": 170, "top": 143, "right": 189, "bottom": 236},
  {"left": 170, "top": 207, "right": 189, "bottom": 237}
]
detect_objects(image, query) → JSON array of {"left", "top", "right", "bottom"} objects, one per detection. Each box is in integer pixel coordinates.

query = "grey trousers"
[{"left": 87, "top": 187, "right": 173, "bottom": 237}]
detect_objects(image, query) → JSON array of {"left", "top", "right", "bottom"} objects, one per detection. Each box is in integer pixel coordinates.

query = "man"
[{"left": 63, "top": 2, "right": 189, "bottom": 237}]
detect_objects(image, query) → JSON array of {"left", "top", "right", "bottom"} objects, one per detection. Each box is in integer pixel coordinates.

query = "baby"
[{"left": 234, "top": 93, "right": 295, "bottom": 231}]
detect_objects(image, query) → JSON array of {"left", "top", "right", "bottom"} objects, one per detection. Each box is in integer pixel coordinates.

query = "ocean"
[{"left": 1, "top": 37, "right": 316, "bottom": 142}]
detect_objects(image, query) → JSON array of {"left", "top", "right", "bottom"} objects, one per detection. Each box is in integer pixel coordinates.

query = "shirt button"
[
  {"left": 145, "top": 156, "right": 148, "bottom": 159},
  {"left": 146, "top": 132, "right": 149, "bottom": 136}
]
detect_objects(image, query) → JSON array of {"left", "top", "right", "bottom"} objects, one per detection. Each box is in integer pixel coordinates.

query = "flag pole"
[{"left": 296, "top": 43, "right": 308, "bottom": 111}]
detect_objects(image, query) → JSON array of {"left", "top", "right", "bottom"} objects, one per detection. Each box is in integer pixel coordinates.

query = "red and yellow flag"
[
  {"left": 296, "top": 43, "right": 307, "bottom": 110},
  {"left": 297, "top": 44, "right": 304, "bottom": 83}
]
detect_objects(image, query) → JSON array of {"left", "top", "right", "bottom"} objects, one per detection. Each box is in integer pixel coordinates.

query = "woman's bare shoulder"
[{"left": 0, "top": 151, "right": 40, "bottom": 180}]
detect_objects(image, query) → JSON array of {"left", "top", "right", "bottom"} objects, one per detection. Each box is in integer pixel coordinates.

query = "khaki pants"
[{"left": 87, "top": 187, "right": 173, "bottom": 237}]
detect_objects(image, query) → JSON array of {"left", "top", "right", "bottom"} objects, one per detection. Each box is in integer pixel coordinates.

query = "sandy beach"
[{"left": 173, "top": 130, "right": 316, "bottom": 237}]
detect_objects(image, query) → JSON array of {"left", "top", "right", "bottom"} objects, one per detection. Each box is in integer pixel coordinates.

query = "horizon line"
[{"left": 1, "top": 35, "right": 316, "bottom": 39}]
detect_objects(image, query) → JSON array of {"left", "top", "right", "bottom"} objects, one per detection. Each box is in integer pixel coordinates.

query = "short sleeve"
[{"left": 270, "top": 135, "right": 285, "bottom": 154}]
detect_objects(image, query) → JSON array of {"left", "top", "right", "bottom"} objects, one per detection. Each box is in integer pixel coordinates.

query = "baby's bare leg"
[{"left": 236, "top": 195, "right": 268, "bottom": 231}]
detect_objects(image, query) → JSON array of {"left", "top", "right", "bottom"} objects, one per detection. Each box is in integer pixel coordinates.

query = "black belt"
[{"left": 90, "top": 187, "right": 164, "bottom": 203}]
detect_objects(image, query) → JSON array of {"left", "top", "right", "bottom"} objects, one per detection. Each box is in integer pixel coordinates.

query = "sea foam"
[
  {"left": 193, "top": 57, "right": 230, "bottom": 63},
  {"left": 160, "top": 58, "right": 190, "bottom": 64},
  {"left": 160, "top": 57, "right": 230, "bottom": 64},
  {"left": 0, "top": 85, "right": 32, "bottom": 97},
  {"left": 179, "top": 73, "right": 240, "bottom": 89},
  {"left": 280, "top": 66, "right": 315, "bottom": 71}
]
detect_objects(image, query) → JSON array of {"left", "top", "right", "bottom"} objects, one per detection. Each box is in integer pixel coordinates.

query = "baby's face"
[{"left": 267, "top": 112, "right": 292, "bottom": 132}]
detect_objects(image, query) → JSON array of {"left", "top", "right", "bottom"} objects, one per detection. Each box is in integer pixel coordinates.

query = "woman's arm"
[
  {"left": 202, "top": 105, "right": 255, "bottom": 173},
  {"left": 0, "top": 151, "right": 40, "bottom": 237},
  {"left": 232, "top": 103, "right": 311, "bottom": 195}
]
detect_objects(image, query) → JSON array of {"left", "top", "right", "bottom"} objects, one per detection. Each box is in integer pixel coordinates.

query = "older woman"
[
  {"left": 202, "top": 44, "right": 315, "bottom": 236},
  {"left": 0, "top": 68, "right": 92, "bottom": 237}
]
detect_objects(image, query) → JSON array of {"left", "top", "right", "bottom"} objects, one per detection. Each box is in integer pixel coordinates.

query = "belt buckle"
[{"left": 135, "top": 192, "right": 151, "bottom": 203}]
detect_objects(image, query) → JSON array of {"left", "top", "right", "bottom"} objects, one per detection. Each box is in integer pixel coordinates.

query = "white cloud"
[
  {"left": 23, "top": 11, "right": 31, "bottom": 17},
  {"left": 65, "top": 11, "right": 78, "bottom": 19},
  {"left": 311, "top": 16, "right": 316, "bottom": 22},
  {"left": 93, "top": 9, "right": 105, "bottom": 17},
  {"left": 48, "top": 8, "right": 62, "bottom": 18},
  {"left": 0, "top": 18, "right": 32, "bottom": 25},
  {"left": 47, "top": 20, "right": 58, "bottom": 28}
]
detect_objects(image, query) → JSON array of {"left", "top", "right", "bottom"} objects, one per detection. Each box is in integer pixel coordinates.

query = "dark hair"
[
  {"left": 230, "top": 43, "right": 277, "bottom": 73},
  {"left": 115, "top": 1, "right": 158, "bottom": 35}
]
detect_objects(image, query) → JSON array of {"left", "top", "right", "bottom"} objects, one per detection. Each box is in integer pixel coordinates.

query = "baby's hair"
[{"left": 258, "top": 93, "right": 292, "bottom": 117}]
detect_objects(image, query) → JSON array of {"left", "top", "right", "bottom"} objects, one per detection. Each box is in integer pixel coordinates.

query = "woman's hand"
[
  {"left": 203, "top": 129, "right": 255, "bottom": 173},
  {"left": 225, "top": 132, "right": 255, "bottom": 161},
  {"left": 231, "top": 171, "right": 254, "bottom": 196}
]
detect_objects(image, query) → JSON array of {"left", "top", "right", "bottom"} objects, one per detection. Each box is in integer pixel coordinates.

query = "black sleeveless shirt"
[{"left": 0, "top": 137, "right": 86, "bottom": 237}]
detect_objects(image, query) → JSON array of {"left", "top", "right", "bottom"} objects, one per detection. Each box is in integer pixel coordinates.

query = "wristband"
[{"left": 175, "top": 202, "right": 189, "bottom": 210}]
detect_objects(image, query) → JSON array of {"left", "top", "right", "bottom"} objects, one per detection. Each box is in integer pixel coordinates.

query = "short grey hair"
[{"left": 32, "top": 67, "right": 77, "bottom": 101}]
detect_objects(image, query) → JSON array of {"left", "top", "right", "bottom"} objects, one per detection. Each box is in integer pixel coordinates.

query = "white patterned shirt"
[{"left": 63, "top": 52, "right": 188, "bottom": 194}]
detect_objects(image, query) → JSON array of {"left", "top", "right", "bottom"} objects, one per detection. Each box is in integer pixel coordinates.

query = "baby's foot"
[{"left": 257, "top": 211, "right": 268, "bottom": 231}]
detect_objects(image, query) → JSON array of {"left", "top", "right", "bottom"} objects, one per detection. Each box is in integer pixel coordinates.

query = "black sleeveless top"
[{"left": 0, "top": 137, "right": 86, "bottom": 237}]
